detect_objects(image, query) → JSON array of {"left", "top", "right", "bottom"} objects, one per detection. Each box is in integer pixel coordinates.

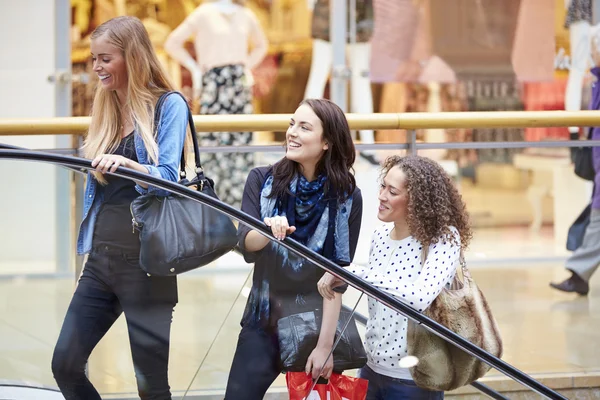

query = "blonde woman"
[{"left": 51, "top": 17, "right": 189, "bottom": 400}]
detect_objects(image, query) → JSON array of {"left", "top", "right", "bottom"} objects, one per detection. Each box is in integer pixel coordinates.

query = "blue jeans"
[{"left": 359, "top": 365, "right": 444, "bottom": 400}]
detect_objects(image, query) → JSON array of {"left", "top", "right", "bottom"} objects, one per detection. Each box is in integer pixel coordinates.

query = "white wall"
[{"left": 0, "top": 0, "right": 69, "bottom": 274}]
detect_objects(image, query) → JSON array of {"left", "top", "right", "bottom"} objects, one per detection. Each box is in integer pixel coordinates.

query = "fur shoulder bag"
[{"left": 406, "top": 246, "right": 503, "bottom": 391}]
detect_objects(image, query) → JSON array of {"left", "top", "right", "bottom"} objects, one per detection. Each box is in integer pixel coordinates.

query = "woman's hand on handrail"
[
  {"left": 264, "top": 215, "right": 296, "bottom": 241},
  {"left": 243, "top": 215, "right": 297, "bottom": 252},
  {"left": 318, "top": 272, "right": 345, "bottom": 301}
]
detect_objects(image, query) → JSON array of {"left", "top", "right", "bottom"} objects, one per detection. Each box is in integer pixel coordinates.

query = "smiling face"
[
  {"left": 285, "top": 104, "right": 329, "bottom": 174},
  {"left": 90, "top": 33, "right": 128, "bottom": 96},
  {"left": 378, "top": 166, "right": 410, "bottom": 223}
]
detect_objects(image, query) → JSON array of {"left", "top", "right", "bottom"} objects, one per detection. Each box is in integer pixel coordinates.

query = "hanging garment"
[
  {"left": 522, "top": 78, "right": 570, "bottom": 141},
  {"left": 369, "top": 0, "right": 456, "bottom": 83},
  {"left": 252, "top": 54, "right": 280, "bottom": 99},
  {"left": 511, "top": 0, "right": 556, "bottom": 81},
  {"left": 311, "top": 0, "right": 374, "bottom": 43},
  {"left": 429, "top": 0, "right": 521, "bottom": 79},
  {"left": 200, "top": 64, "right": 254, "bottom": 209},
  {"left": 465, "top": 79, "right": 525, "bottom": 163},
  {"left": 369, "top": 0, "right": 420, "bottom": 82}
]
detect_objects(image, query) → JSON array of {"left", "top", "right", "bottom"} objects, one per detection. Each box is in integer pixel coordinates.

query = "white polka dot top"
[{"left": 349, "top": 224, "right": 461, "bottom": 380}]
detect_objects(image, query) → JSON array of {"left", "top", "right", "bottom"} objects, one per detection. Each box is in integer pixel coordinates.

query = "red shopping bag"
[{"left": 286, "top": 372, "right": 369, "bottom": 400}]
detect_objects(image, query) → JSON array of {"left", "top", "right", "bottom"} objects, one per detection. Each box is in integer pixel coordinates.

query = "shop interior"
[{"left": 67, "top": 0, "right": 593, "bottom": 251}]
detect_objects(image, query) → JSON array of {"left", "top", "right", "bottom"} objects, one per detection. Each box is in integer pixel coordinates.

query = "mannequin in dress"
[
  {"left": 165, "top": 0, "right": 268, "bottom": 208},
  {"left": 305, "top": 0, "right": 378, "bottom": 165},
  {"left": 564, "top": 0, "right": 599, "bottom": 134}
]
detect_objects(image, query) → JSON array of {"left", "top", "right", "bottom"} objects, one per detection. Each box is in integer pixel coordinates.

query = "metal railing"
[
  {"left": 2, "top": 110, "right": 600, "bottom": 134},
  {"left": 2, "top": 110, "right": 600, "bottom": 156}
]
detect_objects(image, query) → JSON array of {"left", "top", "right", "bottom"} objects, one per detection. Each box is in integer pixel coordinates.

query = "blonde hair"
[{"left": 84, "top": 16, "right": 180, "bottom": 184}]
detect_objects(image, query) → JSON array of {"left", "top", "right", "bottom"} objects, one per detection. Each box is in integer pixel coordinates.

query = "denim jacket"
[{"left": 77, "top": 93, "right": 189, "bottom": 255}]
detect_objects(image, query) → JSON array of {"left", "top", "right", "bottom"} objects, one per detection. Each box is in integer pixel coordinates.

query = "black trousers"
[
  {"left": 51, "top": 247, "right": 177, "bottom": 400},
  {"left": 224, "top": 325, "right": 282, "bottom": 399}
]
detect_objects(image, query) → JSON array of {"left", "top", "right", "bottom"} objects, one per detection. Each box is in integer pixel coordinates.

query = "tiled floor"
[{"left": 0, "top": 262, "right": 599, "bottom": 398}]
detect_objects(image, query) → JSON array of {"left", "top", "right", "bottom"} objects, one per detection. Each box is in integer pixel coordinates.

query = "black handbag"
[
  {"left": 566, "top": 203, "right": 592, "bottom": 251},
  {"left": 571, "top": 129, "right": 595, "bottom": 181},
  {"left": 277, "top": 305, "right": 368, "bottom": 372},
  {"left": 130, "top": 92, "right": 238, "bottom": 276}
]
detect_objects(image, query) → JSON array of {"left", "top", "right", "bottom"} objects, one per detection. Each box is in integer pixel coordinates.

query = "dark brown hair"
[
  {"left": 381, "top": 155, "right": 472, "bottom": 249},
  {"left": 270, "top": 98, "right": 356, "bottom": 201}
]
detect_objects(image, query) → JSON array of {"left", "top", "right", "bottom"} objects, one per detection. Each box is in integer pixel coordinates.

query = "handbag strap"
[
  {"left": 458, "top": 249, "right": 471, "bottom": 280},
  {"left": 153, "top": 91, "right": 203, "bottom": 181}
]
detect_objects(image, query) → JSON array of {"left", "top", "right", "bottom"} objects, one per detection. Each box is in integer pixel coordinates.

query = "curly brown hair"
[{"left": 381, "top": 155, "right": 472, "bottom": 250}]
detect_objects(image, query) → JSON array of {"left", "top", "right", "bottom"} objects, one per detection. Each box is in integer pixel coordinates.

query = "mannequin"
[
  {"left": 165, "top": 0, "right": 268, "bottom": 208},
  {"left": 165, "top": 0, "right": 266, "bottom": 99},
  {"left": 564, "top": 0, "right": 599, "bottom": 134},
  {"left": 305, "top": 0, "right": 378, "bottom": 165}
]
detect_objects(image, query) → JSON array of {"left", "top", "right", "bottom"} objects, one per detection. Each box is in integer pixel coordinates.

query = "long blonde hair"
[{"left": 84, "top": 16, "right": 179, "bottom": 184}]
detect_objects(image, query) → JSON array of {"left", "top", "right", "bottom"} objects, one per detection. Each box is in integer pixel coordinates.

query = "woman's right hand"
[
  {"left": 318, "top": 272, "right": 344, "bottom": 301},
  {"left": 264, "top": 215, "right": 296, "bottom": 241}
]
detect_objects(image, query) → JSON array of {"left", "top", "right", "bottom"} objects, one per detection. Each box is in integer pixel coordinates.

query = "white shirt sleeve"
[{"left": 357, "top": 229, "right": 461, "bottom": 312}]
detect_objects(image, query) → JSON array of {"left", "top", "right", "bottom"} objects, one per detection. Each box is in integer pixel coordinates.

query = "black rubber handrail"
[{"left": 0, "top": 148, "right": 567, "bottom": 400}]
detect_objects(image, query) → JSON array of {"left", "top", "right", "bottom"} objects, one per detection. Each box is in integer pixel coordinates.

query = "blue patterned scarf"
[
  {"left": 260, "top": 172, "right": 353, "bottom": 268},
  {"left": 243, "top": 171, "right": 353, "bottom": 327}
]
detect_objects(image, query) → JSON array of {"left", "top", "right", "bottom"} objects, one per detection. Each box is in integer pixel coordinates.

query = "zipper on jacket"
[{"left": 130, "top": 203, "right": 140, "bottom": 233}]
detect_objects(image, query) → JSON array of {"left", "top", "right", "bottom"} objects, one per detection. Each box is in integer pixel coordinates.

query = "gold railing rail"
[{"left": 1, "top": 110, "right": 600, "bottom": 135}]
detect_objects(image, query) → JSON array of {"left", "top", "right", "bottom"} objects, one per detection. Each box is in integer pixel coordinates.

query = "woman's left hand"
[
  {"left": 318, "top": 272, "right": 344, "bottom": 301},
  {"left": 305, "top": 345, "right": 334, "bottom": 380},
  {"left": 91, "top": 154, "right": 130, "bottom": 174}
]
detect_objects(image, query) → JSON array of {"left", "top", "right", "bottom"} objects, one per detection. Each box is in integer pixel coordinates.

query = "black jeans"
[
  {"left": 224, "top": 325, "right": 282, "bottom": 400},
  {"left": 51, "top": 247, "right": 178, "bottom": 400}
]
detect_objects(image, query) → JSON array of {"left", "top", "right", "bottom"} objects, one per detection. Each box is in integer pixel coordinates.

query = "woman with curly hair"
[{"left": 318, "top": 155, "right": 472, "bottom": 399}]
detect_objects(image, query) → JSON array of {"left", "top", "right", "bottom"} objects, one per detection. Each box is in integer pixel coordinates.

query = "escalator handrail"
[{"left": 0, "top": 148, "right": 566, "bottom": 400}]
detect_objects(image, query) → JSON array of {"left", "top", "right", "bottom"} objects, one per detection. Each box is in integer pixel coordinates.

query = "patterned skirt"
[{"left": 199, "top": 64, "right": 253, "bottom": 209}]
